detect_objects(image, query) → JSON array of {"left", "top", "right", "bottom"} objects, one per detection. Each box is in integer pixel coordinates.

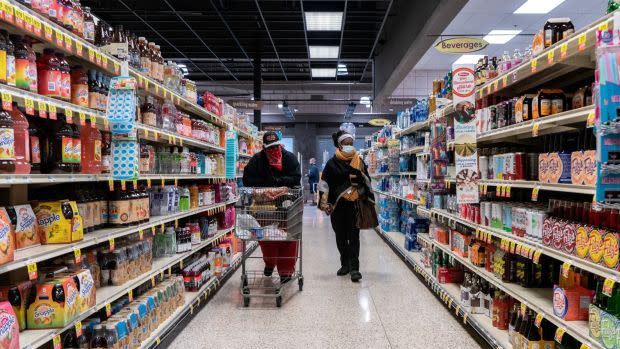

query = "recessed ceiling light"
[
  {"left": 360, "top": 96, "right": 371, "bottom": 105},
  {"left": 309, "top": 46, "right": 339, "bottom": 59},
  {"left": 277, "top": 103, "right": 283, "bottom": 109},
  {"left": 311, "top": 68, "right": 336, "bottom": 78},
  {"left": 483, "top": 29, "right": 522, "bottom": 44},
  {"left": 453, "top": 54, "right": 485, "bottom": 65},
  {"left": 337, "top": 63, "right": 348, "bottom": 76},
  {"left": 514, "top": 0, "right": 565, "bottom": 14},
  {"left": 305, "top": 12, "right": 343, "bottom": 31}
]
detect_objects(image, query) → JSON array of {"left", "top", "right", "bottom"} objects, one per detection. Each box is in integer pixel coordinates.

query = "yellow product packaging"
[
  {"left": 34, "top": 200, "right": 83, "bottom": 244},
  {"left": 57, "top": 270, "right": 95, "bottom": 315},
  {"left": 27, "top": 276, "right": 79, "bottom": 329},
  {"left": 68, "top": 201, "right": 84, "bottom": 242}
]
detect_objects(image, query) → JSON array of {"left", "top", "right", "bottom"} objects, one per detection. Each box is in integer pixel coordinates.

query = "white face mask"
[{"left": 341, "top": 145, "right": 355, "bottom": 153}]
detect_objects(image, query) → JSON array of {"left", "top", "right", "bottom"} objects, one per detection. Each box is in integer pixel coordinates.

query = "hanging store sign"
[
  {"left": 435, "top": 37, "right": 488, "bottom": 54},
  {"left": 452, "top": 64, "right": 479, "bottom": 204},
  {"left": 228, "top": 100, "right": 264, "bottom": 109},
  {"left": 368, "top": 118, "right": 391, "bottom": 126}
]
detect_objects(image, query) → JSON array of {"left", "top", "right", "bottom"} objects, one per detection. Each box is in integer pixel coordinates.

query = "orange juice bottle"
[{"left": 80, "top": 121, "right": 102, "bottom": 174}]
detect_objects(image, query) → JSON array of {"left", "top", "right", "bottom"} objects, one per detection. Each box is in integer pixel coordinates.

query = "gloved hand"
[{"left": 349, "top": 173, "right": 363, "bottom": 185}]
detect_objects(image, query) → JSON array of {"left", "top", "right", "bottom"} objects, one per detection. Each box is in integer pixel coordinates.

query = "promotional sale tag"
[
  {"left": 44, "top": 23, "right": 53, "bottom": 40},
  {"left": 48, "top": 104, "right": 57, "bottom": 120},
  {"left": 532, "top": 122, "right": 540, "bottom": 137},
  {"left": 27, "top": 261, "right": 38, "bottom": 280},
  {"left": 75, "top": 41, "right": 83, "bottom": 56},
  {"left": 105, "top": 303, "right": 112, "bottom": 317},
  {"left": 530, "top": 58, "right": 537, "bottom": 73},
  {"left": 109, "top": 238, "right": 115, "bottom": 252},
  {"left": 1, "top": 92, "right": 12, "bottom": 110},
  {"left": 79, "top": 112, "right": 86, "bottom": 126},
  {"left": 587, "top": 111, "right": 595, "bottom": 128},
  {"left": 532, "top": 186, "right": 540, "bottom": 202},
  {"left": 554, "top": 327, "right": 566, "bottom": 343},
  {"left": 74, "top": 248, "right": 82, "bottom": 264},
  {"left": 75, "top": 321, "right": 83, "bottom": 337},
  {"left": 534, "top": 313, "right": 544, "bottom": 328},
  {"left": 64, "top": 33, "right": 72, "bottom": 50},
  {"left": 533, "top": 250, "right": 542, "bottom": 264},
  {"left": 502, "top": 75, "right": 508, "bottom": 88},
  {"left": 561, "top": 262, "right": 571, "bottom": 278},
  {"left": 603, "top": 278, "right": 615, "bottom": 297},
  {"left": 24, "top": 98, "right": 34, "bottom": 115}
]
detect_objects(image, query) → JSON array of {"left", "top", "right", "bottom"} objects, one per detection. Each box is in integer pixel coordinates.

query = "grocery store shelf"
[
  {"left": 416, "top": 206, "right": 430, "bottom": 217},
  {"left": 430, "top": 208, "right": 620, "bottom": 281},
  {"left": 477, "top": 14, "right": 611, "bottom": 99},
  {"left": 19, "top": 226, "right": 239, "bottom": 349},
  {"left": 140, "top": 242, "right": 257, "bottom": 349},
  {"left": 137, "top": 124, "right": 225, "bottom": 153},
  {"left": 400, "top": 146, "right": 425, "bottom": 155},
  {"left": 372, "top": 189, "right": 419, "bottom": 205},
  {"left": 416, "top": 230, "right": 600, "bottom": 349},
  {"left": 0, "top": 173, "right": 227, "bottom": 185},
  {"left": 239, "top": 153, "right": 253, "bottom": 159},
  {"left": 395, "top": 120, "right": 430, "bottom": 137},
  {"left": 399, "top": 171, "right": 417, "bottom": 176},
  {"left": 370, "top": 172, "right": 396, "bottom": 178},
  {"left": 377, "top": 229, "right": 511, "bottom": 349},
  {"left": 477, "top": 106, "right": 594, "bottom": 143},
  {"left": 0, "top": 197, "right": 239, "bottom": 276},
  {"left": 417, "top": 152, "right": 431, "bottom": 158},
  {"left": 479, "top": 179, "right": 595, "bottom": 195}
]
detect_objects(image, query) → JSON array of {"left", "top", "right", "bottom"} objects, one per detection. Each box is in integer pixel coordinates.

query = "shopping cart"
[{"left": 235, "top": 187, "right": 304, "bottom": 307}]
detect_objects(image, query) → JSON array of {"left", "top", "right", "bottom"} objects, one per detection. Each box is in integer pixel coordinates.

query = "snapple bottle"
[
  {"left": 11, "top": 35, "right": 30, "bottom": 91},
  {"left": 80, "top": 120, "right": 101, "bottom": 174},
  {"left": 48, "top": 120, "right": 73, "bottom": 173},
  {"left": 28, "top": 119, "right": 41, "bottom": 173},
  {"left": 56, "top": 52, "right": 71, "bottom": 101},
  {"left": 37, "top": 48, "right": 61, "bottom": 98},
  {"left": 0, "top": 101, "right": 15, "bottom": 173},
  {"left": 70, "top": 123, "right": 81, "bottom": 173},
  {"left": 71, "top": 65, "right": 88, "bottom": 107},
  {"left": 23, "top": 36, "right": 38, "bottom": 93},
  {"left": 9, "top": 103, "right": 30, "bottom": 174}
]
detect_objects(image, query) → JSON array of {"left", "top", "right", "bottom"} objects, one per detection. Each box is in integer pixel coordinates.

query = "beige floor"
[{"left": 169, "top": 206, "right": 485, "bottom": 349}]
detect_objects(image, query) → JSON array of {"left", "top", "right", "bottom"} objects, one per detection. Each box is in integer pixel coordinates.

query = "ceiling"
[{"left": 415, "top": 0, "right": 607, "bottom": 70}]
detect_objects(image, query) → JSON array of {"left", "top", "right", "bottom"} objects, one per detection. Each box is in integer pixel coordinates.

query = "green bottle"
[{"left": 608, "top": 0, "right": 620, "bottom": 13}]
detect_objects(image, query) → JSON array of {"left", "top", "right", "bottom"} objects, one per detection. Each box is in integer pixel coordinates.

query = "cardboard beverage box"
[
  {"left": 27, "top": 276, "right": 79, "bottom": 328},
  {"left": 553, "top": 285, "right": 593, "bottom": 321},
  {"left": 0, "top": 301, "right": 19, "bottom": 349},
  {"left": 0, "top": 281, "right": 33, "bottom": 331},
  {"left": 0, "top": 208, "right": 15, "bottom": 267},
  {"left": 34, "top": 200, "right": 84, "bottom": 244}
]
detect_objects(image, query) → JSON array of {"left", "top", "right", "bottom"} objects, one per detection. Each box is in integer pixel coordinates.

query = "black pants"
[{"left": 330, "top": 201, "right": 360, "bottom": 271}]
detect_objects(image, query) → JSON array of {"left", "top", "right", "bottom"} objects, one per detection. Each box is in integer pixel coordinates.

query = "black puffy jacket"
[{"left": 242, "top": 149, "right": 301, "bottom": 188}]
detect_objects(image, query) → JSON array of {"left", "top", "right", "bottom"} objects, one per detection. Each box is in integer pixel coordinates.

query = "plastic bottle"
[
  {"left": 90, "top": 324, "right": 108, "bottom": 348},
  {"left": 501, "top": 51, "right": 511, "bottom": 72},
  {"left": 70, "top": 123, "right": 81, "bottom": 173},
  {"left": 10, "top": 35, "right": 30, "bottom": 91},
  {"left": 57, "top": 52, "right": 71, "bottom": 101},
  {"left": 0, "top": 101, "right": 15, "bottom": 173},
  {"left": 59, "top": 0, "right": 73, "bottom": 31},
  {"left": 71, "top": 65, "right": 89, "bottom": 107},
  {"left": 179, "top": 187, "right": 190, "bottom": 211},
  {"left": 28, "top": 118, "right": 41, "bottom": 173},
  {"left": 88, "top": 69, "right": 99, "bottom": 110},
  {"left": 0, "top": 31, "right": 7, "bottom": 84},
  {"left": 47, "top": 120, "right": 72, "bottom": 173},
  {"left": 71, "top": 0, "right": 83, "bottom": 37},
  {"left": 80, "top": 120, "right": 101, "bottom": 174},
  {"left": 83, "top": 6, "right": 95, "bottom": 43},
  {"left": 4, "top": 31, "right": 15, "bottom": 87},
  {"left": 10, "top": 103, "right": 30, "bottom": 174},
  {"left": 37, "top": 48, "right": 61, "bottom": 98},
  {"left": 23, "top": 37, "right": 38, "bottom": 93},
  {"left": 101, "top": 131, "right": 111, "bottom": 173},
  {"left": 138, "top": 37, "right": 150, "bottom": 76}
]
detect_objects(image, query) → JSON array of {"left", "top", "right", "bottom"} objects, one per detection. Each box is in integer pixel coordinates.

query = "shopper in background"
[
  {"left": 243, "top": 131, "right": 301, "bottom": 283},
  {"left": 307, "top": 158, "right": 319, "bottom": 205},
  {"left": 318, "top": 130, "right": 375, "bottom": 282}
]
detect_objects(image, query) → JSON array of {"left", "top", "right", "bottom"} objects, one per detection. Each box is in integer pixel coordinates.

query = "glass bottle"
[
  {"left": 23, "top": 36, "right": 38, "bottom": 93},
  {"left": 71, "top": 65, "right": 89, "bottom": 107},
  {"left": 11, "top": 35, "right": 30, "bottom": 91},
  {"left": 37, "top": 48, "right": 61, "bottom": 98},
  {"left": 80, "top": 120, "right": 101, "bottom": 174},
  {"left": 56, "top": 52, "right": 71, "bottom": 101}
]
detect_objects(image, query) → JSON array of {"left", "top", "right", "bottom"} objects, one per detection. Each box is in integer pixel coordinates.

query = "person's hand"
[{"left": 320, "top": 203, "right": 333, "bottom": 215}]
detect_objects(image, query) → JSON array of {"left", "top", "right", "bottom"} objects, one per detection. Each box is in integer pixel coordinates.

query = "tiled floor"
[{"left": 169, "top": 207, "right": 485, "bottom": 349}]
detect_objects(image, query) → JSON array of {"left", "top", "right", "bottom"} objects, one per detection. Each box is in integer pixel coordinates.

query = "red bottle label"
[
  {"left": 61, "top": 73, "right": 70, "bottom": 99},
  {"left": 15, "top": 58, "right": 30, "bottom": 89},
  {"left": 72, "top": 138, "right": 81, "bottom": 164},
  {"left": 71, "top": 84, "right": 89, "bottom": 107},
  {"left": 39, "top": 70, "right": 60, "bottom": 96},
  {"left": 30, "top": 136, "right": 40, "bottom": 164},
  {"left": 94, "top": 139, "right": 101, "bottom": 162}
]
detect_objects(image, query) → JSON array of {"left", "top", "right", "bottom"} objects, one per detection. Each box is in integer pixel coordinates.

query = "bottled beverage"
[
  {"left": 140, "top": 97, "right": 157, "bottom": 126},
  {"left": 4, "top": 31, "right": 15, "bottom": 87},
  {"left": 9, "top": 35, "right": 29, "bottom": 91},
  {"left": 0, "top": 30, "right": 7, "bottom": 84},
  {"left": 0, "top": 100, "right": 15, "bottom": 173},
  {"left": 90, "top": 324, "right": 108, "bottom": 348},
  {"left": 10, "top": 103, "right": 30, "bottom": 174},
  {"left": 70, "top": 123, "right": 81, "bottom": 172},
  {"left": 138, "top": 37, "right": 150, "bottom": 76},
  {"left": 88, "top": 69, "right": 99, "bottom": 110},
  {"left": 46, "top": 120, "right": 73, "bottom": 173},
  {"left": 524, "top": 310, "right": 541, "bottom": 348},
  {"left": 501, "top": 51, "right": 512, "bottom": 72},
  {"left": 101, "top": 131, "right": 111, "bottom": 173},
  {"left": 80, "top": 120, "right": 101, "bottom": 174},
  {"left": 56, "top": 52, "right": 71, "bottom": 101},
  {"left": 512, "top": 49, "right": 523, "bottom": 67},
  {"left": 147, "top": 42, "right": 156, "bottom": 78},
  {"left": 71, "top": 65, "right": 89, "bottom": 107},
  {"left": 63, "top": 328, "right": 78, "bottom": 349},
  {"left": 83, "top": 6, "right": 95, "bottom": 43},
  {"left": 154, "top": 45, "right": 163, "bottom": 82},
  {"left": 71, "top": 0, "right": 83, "bottom": 37},
  {"left": 37, "top": 48, "right": 61, "bottom": 98},
  {"left": 28, "top": 119, "right": 41, "bottom": 173},
  {"left": 59, "top": 0, "right": 73, "bottom": 31},
  {"left": 104, "top": 324, "right": 118, "bottom": 349},
  {"left": 23, "top": 36, "right": 38, "bottom": 93}
]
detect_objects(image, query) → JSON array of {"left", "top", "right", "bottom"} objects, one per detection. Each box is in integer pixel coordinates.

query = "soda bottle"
[
  {"left": 71, "top": 65, "right": 89, "bottom": 107},
  {"left": 37, "top": 48, "right": 61, "bottom": 98},
  {"left": 90, "top": 324, "right": 108, "bottom": 348},
  {"left": 0, "top": 100, "right": 15, "bottom": 173},
  {"left": 70, "top": 123, "right": 81, "bottom": 173},
  {"left": 46, "top": 120, "right": 73, "bottom": 173},
  {"left": 83, "top": 7, "right": 95, "bottom": 44},
  {"left": 80, "top": 120, "right": 102, "bottom": 174},
  {"left": 10, "top": 103, "right": 30, "bottom": 174},
  {"left": 56, "top": 52, "right": 71, "bottom": 101},
  {"left": 11, "top": 35, "right": 30, "bottom": 91},
  {"left": 28, "top": 118, "right": 41, "bottom": 173}
]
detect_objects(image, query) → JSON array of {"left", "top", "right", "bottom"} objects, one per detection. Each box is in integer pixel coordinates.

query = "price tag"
[
  {"left": 599, "top": 21, "right": 609, "bottom": 31},
  {"left": 160, "top": 223, "right": 165, "bottom": 231},
  {"left": 95, "top": 52, "right": 102, "bottom": 65},
  {"left": 147, "top": 178, "right": 152, "bottom": 188},
  {"left": 190, "top": 304, "right": 194, "bottom": 314},
  {"left": 483, "top": 184, "right": 488, "bottom": 195},
  {"left": 179, "top": 259, "right": 183, "bottom": 268},
  {"left": 168, "top": 266, "right": 172, "bottom": 275},
  {"left": 533, "top": 250, "right": 542, "bottom": 264},
  {"left": 174, "top": 219, "right": 179, "bottom": 228},
  {"left": 103, "top": 117, "right": 110, "bottom": 131},
  {"left": 578, "top": 33, "right": 586, "bottom": 51},
  {"left": 120, "top": 180, "right": 126, "bottom": 191},
  {"left": 532, "top": 186, "right": 540, "bottom": 201},
  {"left": 505, "top": 186, "right": 511, "bottom": 198},
  {"left": 139, "top": 230, "right": 144, "bottom": 241},
  {"left": 128, "top": 290, "right": 133, "bottom": 302},
  {"left": 75, "top": 41, "right": 83, "bottom": 56},
  {"left": 23, "top": 98, "right": 34, "bottom": 115},
  {"left": 530, "top": 58, "right": 537, "bottom": 73},
  {"left": 535, "top": 313, "right": 544, "bottom": 328},
  {"left": 79, "top": 112, "right": 86, "bottom": 126},
  {"left": 151, "top": 226, "right": 156, "bottom": 236},
  {"left": 43, "top": 22, "right": 53, "bottom": 40},
  {"left": 520, "top": 303, "right": 527, "bottom": 316},
  {"left": 14, "top": 8, "right": 23, "bottom": 28},
  {"left": 561, "top": 262, "right": 571, "bottom": 278},
  {"left": 493, "top": 80, "right": 498, "bottom": 92},
  {"left": 87, "top": 47, "right": 95, "bottom": 62},
  {"left": 586, "top": 111, "right": 595, "bottom": 128},
  {"left": 101, "top": 55, "right": 108, "bottom": 68},
  {"left": 463, "top": 313, "right": 468, "bottom": 324},
  {"left": 74, "top": 247, "right": 82, "bottom": 264},
  {"left": 151, "top": 276, "right": 155, "bottom": 287},
  {"left": 498, "top": 185, "right": 504, "bottom": 198},
  {"left": 160, "top": 271, "right": 164, "bottom": 279},
  {"left": 109, "top": 238, "right": 115, "bottom": 252},
  {"left": 509, "top": 241, "right": 516, "bottom": 254},
  {"left": 555, "top": 327, "right": 566, "bottom": 343},
  {"left": 145, "top": 79, "right": 149, "bottom": 89},
  {"left": 179, "top": 138, "right": 183, "bottom": 146},
  {"left": 132, "top": 179, "right": 138, "bottom": 189},
  {"left": 105, "top": 303, "right": 112, "bottom": 317},
  {"left": 75, "top": 321, "right": 83, "bottom": 337},
  {"left": 3, "top": 3, "right": 14, "bottom": 23},
  {"left": 154, "top": 131, "right": 159, "bottom": 140},
  {"left": 24, "top": 13, "right": 34, "bottom": 33},
  {"left": 64, "top": 33, "right": 72, "bottom": 50},
  {"left": 54, "top": 29, "right": 63, "bottom": 46},
  {"left": 501, "top": 75, "right": 508, "bottom": 88},
  {"left": 580, "top": 344, "right": 591, "bottom": 349},
  {"left": 53, "top": 334, "right": 62, "bottom": 349},
  {"left": 161, "top": 178, "right": 165, "bottom": 188},
  {"left": 47, "top": 104, "right": 56, "bottom": 120},
  {"left": 603, "top": 278, "right": 615, "bottom": 297},
  {"left": 108, "top": 179, "right": 114, "bottom": 191},
  {"left": 1, "top": 92, "right": 12, "bottom": 110},
  {"left": 174, "top": 178, "right": 178, "bottom": 187},
  {"left": 532, "top": 122, "right": 540, "bottom": 137},
  {"left": 547, "top": 50, "right": 554, "bottom": 65},
  {"left": 516, "top": 244, "right": 523, "bottom": 255},
  {"left": 156, "top": 84, "right": 159, "bottom": 95},
  {"left": 114, "top": 62, "right": 120, "bottom": 74},
  {"left": 90, "top": 115, "right": 96, "bottom": 127},
  {"left": 27, "top": 261, "right": 38, "bottom": 280}
]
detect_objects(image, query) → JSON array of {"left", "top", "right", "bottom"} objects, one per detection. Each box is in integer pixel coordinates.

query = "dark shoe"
[
  {"left": 264, "top": 267, "right": 274, "bottom": 277},
  {"left": 350, "top": 271, "right": 362, "bottom": 282},
  {"left": 280, "top": 276, "right": 291, "bottom": 284},
  {"left": 336, "top": 266, "right": 350, "bottom": 276}
]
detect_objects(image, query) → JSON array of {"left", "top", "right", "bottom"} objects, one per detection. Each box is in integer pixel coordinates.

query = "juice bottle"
[
  {"left": 0, "top": 102, "right": 15, "bottom": 173},
  {"left": 71, "top": 123, "right": 81, "bottom": 173},
  {"left": 90, "top": 324, "right": 108, "bottom": 348},
  {"left": 11, "top": 35, "right": 30, "bottom": 91},
  {"left": 24, "top": 37, "right": 38, "bottom": 93},
  {"left": 147, "top": 42, "right": 156, "bottom": 79},
  {"left": 47, "top": 120, "right": 73, "bottom": 173},
  {"left": 10, "top": 103, "right": 30, "bottom": 174},
  {"left": 4, "top": 31, "right": 15, "bottom": 87},
  {"left": 80, "top": 120, "right": 101, "bottom": 174},
  {"left": 88, "top": 69, "right": 98, "bottom": 110},
  {"left": 48, "top": 0, "right": 61, "bottom": 24},
  {"left": 37, "top": 48, "right": 61, "bottom": 98},
  {"left": 71, "top": 0, "right": 83, "bottom": 37},
  {"left": 101, "top": 131, "right": 111, "bottom": 173},
  {"left": 0, "top": 30, "right": 7, "bottom": 84},
  {"left": 83, "top": 7, "right": 95, "bottom": 44},
  {"left": 138, "top": 37, "right": 150, "bottom": 75},
  {"left": 28, "top": 118, "right": 41, "bottom": 173},
  {"left": 57, "top": 52, "right": 71, "bottom": 101},
  {"left": 59, "top": 0, "right": 73, "bottom": 31},
  {"left": 71, "top": 65, "right": 89, "bottom": 107}
]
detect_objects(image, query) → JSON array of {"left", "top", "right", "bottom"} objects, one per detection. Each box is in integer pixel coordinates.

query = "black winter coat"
[
  {"left": 243, "top": 149, "right": 301, "bottom": 188},
  {"left": 319, "top": 156, "right": 374, "bottom": 206}
]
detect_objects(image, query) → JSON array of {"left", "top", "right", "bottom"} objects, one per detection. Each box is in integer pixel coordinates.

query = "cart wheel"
[
  {"left": 243, "top": 297, "right": 250, "bottom": 307},
  {"left": 298, "top": 277, "right": 304, "bottom": 291},
  {"left": 276, "top": 296, "right": 282, "bottom": 307}
]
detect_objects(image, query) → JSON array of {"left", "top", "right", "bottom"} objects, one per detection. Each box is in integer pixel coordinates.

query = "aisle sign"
[{"left": 434, "top": 37, "right": 488, "bottom": 54}]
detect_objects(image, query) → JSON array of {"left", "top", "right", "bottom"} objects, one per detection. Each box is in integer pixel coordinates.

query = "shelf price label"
[
  {"left": 502, "top": 75, "right": 508, "bottom": 88},
  {"left": 463, "top": 313, "right": 468, "bottom": 324},
  {"left": 533, "top": 250, "right": 542, "bottom": 264},
  {"left": 493, "top": 80, "right": 498, "bottom": 92},
  {"left": 64, "top": 33, "right": 72, "bottom": 50},
  {"left": 530, "top": 58, "right": 538, "bottom": 73},
  {"left": 32, "top": 17, "right": 42, "bottom": 37},
  {"left": 55, "top": 29, "right": 63, "bottom": 46},
  {"left": 79, "top": 112, "right": 86, "bottom": 126},
  {"left": 534, "top": 313, "right": 544, "bottom": 328},
  {"left": 532, "top": 122, "right": 540, "bottom": 137},
  {"left": 24, "top": 98, "right": 34, "bottom": 115},
  {"left": 139, "top": 230, "right": 144, "bottom": 241},
  {"left": 554, "top": 327, "right": 566, "bottom": 343},
  {"left": 27, "top": 261, "right": 38, "bottom": 280},
  {"left": 73, "top": 247, "right": 82, "bottom": 264},
  {"left": 587, "top": 111, "right": 595, "bottom": 128},
  {"left": 147, "top": 178, "right": 152, "bottom": 188},
  {"left": 114, "top": 62, "right": 120, "bottom": 74},
  {"left": 108, "top": 179, "right": 114, "bottom": 191},
  {"left": 3, "top": 3, "right": 14, "bottom": 23},
  {"left": 47, "top": 104, "right": 56, "bottom": 120},
  {"left": 95, "top": 52, "right": 102, "bottom": 65},
  {"left": 109, "top": 238, "right": 115, "bottom": 252},
  {"left": 578, "top": 33, "right": 587, "bottom": 52},
  {"left": 101, "top": 55, "right": 108, "bottom": 68},
  {"left": 505, "top": 186, "right": 511, "bottom": 198},
  {"left": 53, "top": 334, "right": 62, "bottom": 349},
  {"left": 151, "top": 276, "right": 156, "bottom": 287},
  {"left": 599, "top": 21, "right": 609, "bottom": 31},
  {"left": 14, "top": 8, "right": 23, "bottom": 28},
  {"left": 603, "top": 278, "right": 615, "bottom": 297},
  {"left": 1, "top": 92, "right": 12, "bottom": 110},
  {"left": 75, "top": 41, "right": 83, "bottom": 56},
  {"left": 90, "top": 115, "right": 97, "bottom": 127},
  {"left": 105, "top": 303, "right": 112, "bottom": 317},
  {"left": 75, "top": 321, "right": 83, "bottom": 337},
  {"left": 547, "top": 50, "right": 555, "bottom": 65},
  {"left": 510, "top": 241, "right": 516, "bottom": 254},
  {"left": 561, "top": 262, "right": 571, "bottom": 278},
  {"left": 128, "top": 290, "right": 133, "bottom": 302},
  {"left": 520, "top": 303, "right": 527, "bottom": 316},
  {"left": 120, "top": 180, "right": 126, "bottom": 190},
  {"left": 43, "top": 22, "right": 53, "bottom": 40},
  {"left": 580, "top": 344, "right": 591, "bottom": 349},
  {"left": 532, "top": 186, "right": 540, "bottom": 202},
  {"left": 88, "top": 47, "right": 95, "bottom": 62}
]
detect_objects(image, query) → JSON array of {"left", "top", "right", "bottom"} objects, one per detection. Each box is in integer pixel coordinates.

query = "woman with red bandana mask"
[{"left": 243, "top": 131, "right": 301, "bottom": 284}]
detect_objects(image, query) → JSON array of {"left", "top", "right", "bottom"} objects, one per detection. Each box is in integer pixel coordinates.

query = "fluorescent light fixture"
[
  {"left": 311, "top": 68, "right": 336, "bottom": 78},
  {"left": 309, "top": 46, "right": 339, "bottom": 59},
  {"left": 337, "top": 63, "right": 348, "bottom": 76},
  {"left": 305, "top": 12, "right": 343, "bottom": 31},
  {"left": 360, "top": 96, "right": 371, "bottom": 105},
  {"left": 277, "top": 103, "right": 283, "bottom": 109},
  {"left": 294, "top": 108, "right": 299, "bottom": 112},
  {"left": 453, "top": 54, "right": 485, "bottom": 65},
  {"left": 483, "top": 29, "right": 522, "bottom": 44},
  {"left": 514, "top": 0, "right": 565, "bottom": 14}
]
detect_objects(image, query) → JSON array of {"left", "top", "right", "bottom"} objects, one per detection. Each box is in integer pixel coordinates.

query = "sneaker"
[
  {"left": 264, "top": 267, "right": 274, "bottom": 277},
  {"left": 350, "top": 271, "right": 362, "bottom": 282},
  {"left": 336, "top": 266, "right": 350, "bottom": 276}
]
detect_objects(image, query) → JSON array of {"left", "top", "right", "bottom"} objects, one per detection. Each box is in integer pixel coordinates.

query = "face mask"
[{"left": 341, "top": 145, "right": 355, "bottom": 154}]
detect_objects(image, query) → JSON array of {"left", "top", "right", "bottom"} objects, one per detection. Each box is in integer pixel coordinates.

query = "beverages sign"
[{"left": 435, "top": 37, "right": 488, "bottom": 54}]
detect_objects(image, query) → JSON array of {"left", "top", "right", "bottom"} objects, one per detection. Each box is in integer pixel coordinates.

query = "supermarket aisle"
[{"left": 170, "top": 207, "right": 485, "bottom": 349}]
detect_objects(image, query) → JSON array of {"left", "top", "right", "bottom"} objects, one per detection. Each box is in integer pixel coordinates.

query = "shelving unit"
[
  {"left": 372, "top": 189, "right": 419, "bottom": 205},
  {"left": 400, "top": 145, "right": 425, "bottom": 155},
  {"left": 478, "top": 179, "right": 596, "bottom": 195}
]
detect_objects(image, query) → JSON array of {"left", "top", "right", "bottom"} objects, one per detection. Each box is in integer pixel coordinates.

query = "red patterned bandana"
[{"left": 266, "top": 146, "right": 283, "bottom": 171}]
